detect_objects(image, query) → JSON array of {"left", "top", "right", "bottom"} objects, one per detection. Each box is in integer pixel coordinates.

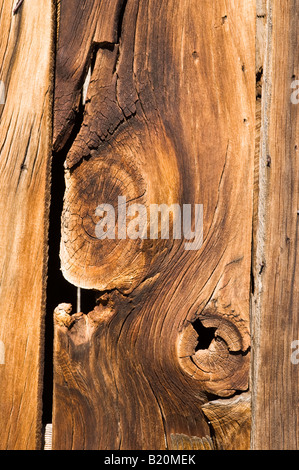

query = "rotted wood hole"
[{"left": 50, "top": 0, "right": 254, "bottom": 451}]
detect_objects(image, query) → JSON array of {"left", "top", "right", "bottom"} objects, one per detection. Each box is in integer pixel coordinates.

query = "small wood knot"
[{"left": 178, "top": 312, "right": 250, "bottom": 397}]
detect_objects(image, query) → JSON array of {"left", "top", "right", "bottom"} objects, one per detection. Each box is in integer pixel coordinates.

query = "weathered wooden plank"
[
  {"left": 53, "top": 0, "right": 255, "bottom": 450},
  {"left": 0, "top": 0, "right": 54, "bottom": 449},
  {"left": 251, "top": 0, "right": 299, "bottom": 450},
  {"left": 253, "top": 0, "right": 267, "bottom": 259}
]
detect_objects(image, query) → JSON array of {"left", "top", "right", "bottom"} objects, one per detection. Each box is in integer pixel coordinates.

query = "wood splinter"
[{"left": 13, "top": 0, "right": 24, "bottom": 15}]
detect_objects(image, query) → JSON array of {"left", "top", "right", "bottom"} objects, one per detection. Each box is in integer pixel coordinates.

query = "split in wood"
[{"left": 13, "top": 0, "right": 24, "bottom": 15}]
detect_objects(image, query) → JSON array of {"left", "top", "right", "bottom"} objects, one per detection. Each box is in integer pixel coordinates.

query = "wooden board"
[
  {"left": 52, "top": 0, "right": 255, "bottom": 450},
  {"left": 251, "top": 0, "right": 299, "bottom": 450},
  {"left": 0, "top": 0, "right": 54, "bottom": 450}
]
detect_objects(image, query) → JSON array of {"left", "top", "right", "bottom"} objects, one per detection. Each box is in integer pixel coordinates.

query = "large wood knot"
[
  {"left": 61, "top": 153, "right": 148, "bottom": 293},
  {"left": 178, "top": 310, "right": 250, "bottom": 397}
]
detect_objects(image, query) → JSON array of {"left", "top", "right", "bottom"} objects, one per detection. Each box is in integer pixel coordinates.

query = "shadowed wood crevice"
[{"left": 53, "top": 0, "right": 255, "bottom": 450}]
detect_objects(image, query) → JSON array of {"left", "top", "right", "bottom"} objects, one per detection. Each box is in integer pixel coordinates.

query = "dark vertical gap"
[
  {"left": 42, "top": 99, "right": 84, "bottom": 424},
  {"left": 117, "top": 0, "right": 129, "bottom": 43},
  {"left": 42, "top": 102, "right": 99, "bottom": 426},
  {"left": 42, "top": 152, "right": 76, "bottom": 426},
  {"left": 42, "top": 17, "right": 101, "bottom": 423}
]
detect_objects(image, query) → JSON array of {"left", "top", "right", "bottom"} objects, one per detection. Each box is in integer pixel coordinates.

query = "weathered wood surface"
[
  {"left": 253, "top": 0, "right": 266, "bottom": 259},
  {"left": 202, "top": 392, "right": 251, "bottom": 450},
  {"left": 251, "top": 0, "right": 299, "bottom": 450},
  {"left": 52, "top": 0, "right": 255, "bottom": 450},
  {"left": 0, "top": 0, "right": 54, "bottom": 449}
]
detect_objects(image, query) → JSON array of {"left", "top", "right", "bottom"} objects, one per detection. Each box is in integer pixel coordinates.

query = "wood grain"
[
  {"left": 53, "top": 0, "right": 126, "bottom": 153},
  {"left": 53, "top": 0, "right": 255, "bottom": 450},
  {"left": 0, "top": 0, "right": 54, "bottom": 450},
  {"left": 202, "top": 392, "right": 251, "bottom": 450},
  {"left": 251, "top": 0, "right": 299, "bottom": 450}
]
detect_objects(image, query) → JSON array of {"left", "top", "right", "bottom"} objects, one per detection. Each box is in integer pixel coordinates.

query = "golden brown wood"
[
  {"left": 202, "top": 393, "right": 251, "bottom": 450},
  {"left": 170, "top": 433, "right": 214, "bottom": 451},
  {"left": 251, "top": 0, "right": 299, "bottom": 450},
  {"left": 53, "top": 0, "right": 255, "bottom": 450},
  {"left": 0, "top": 0, "right": 54, "bottom": 450}
]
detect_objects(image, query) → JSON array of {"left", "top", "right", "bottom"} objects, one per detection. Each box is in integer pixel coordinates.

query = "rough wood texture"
[
  {"left": 53, "top": 0, "right": 255, "bottom": 450},
  {"left": 0, "top": 0, "right": 54, "bottom": 449},
  {"left": 170, "top": 433, "right": 214, "bottom": 451},
  {"left": 253, "top": 0, "right": 266, "bottom": 258},
  {"left": 202, "top": 392, "right": 251, "bottom": 450},
  {"left": 251, "top": 0, "right": 299, "bottom": 450}
]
